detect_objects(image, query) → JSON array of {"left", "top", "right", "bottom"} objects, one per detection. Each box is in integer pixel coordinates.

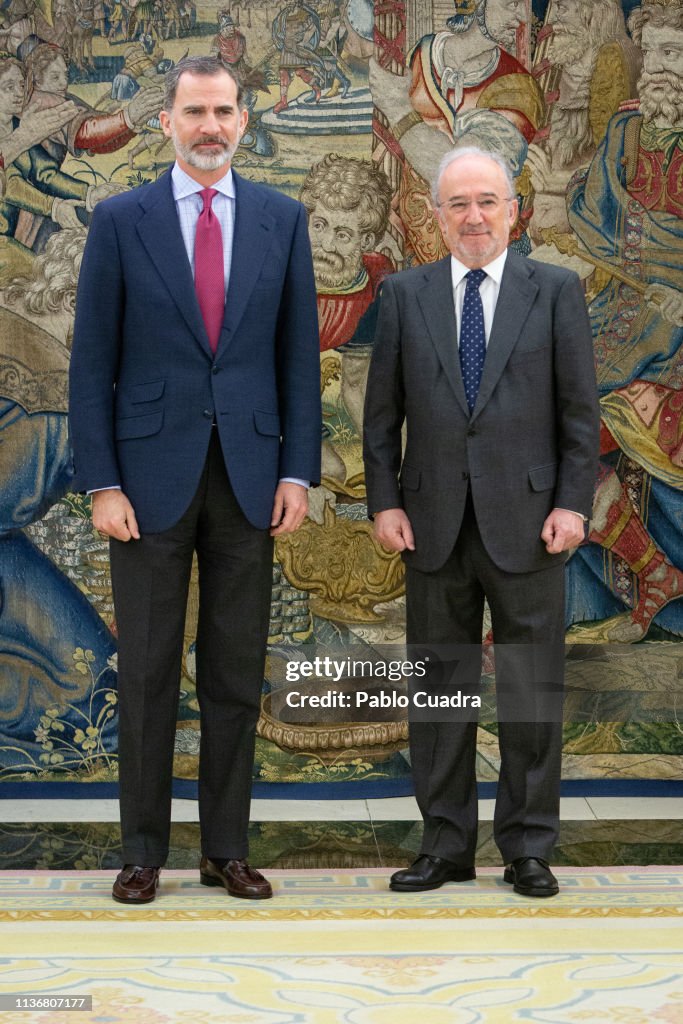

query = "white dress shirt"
[{"left": 450, "top": 248, "right": 507, "bottom": 347}]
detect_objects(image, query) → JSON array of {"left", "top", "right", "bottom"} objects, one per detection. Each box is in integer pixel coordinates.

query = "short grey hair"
[
  {"left": 432, "top": 146, "right": 516, "bottom": 206},
  {"left": 163, "top": 55, "right": 244, "bottom": 112}
]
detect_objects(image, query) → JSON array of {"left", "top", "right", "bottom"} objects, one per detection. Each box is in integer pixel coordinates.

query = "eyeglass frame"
[{"left": 435, "top": 195, "right": 516, "bottom": 216}]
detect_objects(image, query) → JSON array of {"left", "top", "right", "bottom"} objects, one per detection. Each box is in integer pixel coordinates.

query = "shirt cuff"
[
  {"left": 556, "top": 507, "right": 588, "bottom": 522},
  {"left": 279, "top": 478, "right": 309, "bottom": 488},
  {"left": 89, "top": 481, "right": 310, "bottom": 494}
]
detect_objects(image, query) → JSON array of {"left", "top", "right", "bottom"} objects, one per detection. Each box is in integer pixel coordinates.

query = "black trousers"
[
  {"left": 110, "top": 431, "right": 273, "bottom": 865},
  {"left": 405, "top": 493, "right": 565, "bottom": 866}
]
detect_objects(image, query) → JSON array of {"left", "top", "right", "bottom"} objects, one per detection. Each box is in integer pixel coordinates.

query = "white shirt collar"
[
  {"left": 171, "top": 161, "right": 236, "bottom": 200},
  {"left": 450, "top": 248, "right": 508, "bottom": 288}
]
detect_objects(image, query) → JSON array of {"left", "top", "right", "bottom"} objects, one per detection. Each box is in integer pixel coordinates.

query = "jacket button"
[
  {"left": 467, "top": 428, "right": 476, "bottom": 437},
  {"left": 462, "top": 471, "right": 470, "bottom": 480},
  {"left": 203, "top": 409, "right": 213, "bottom": 419},
  {"left": 211, "top": 366, "right": 219, "bottom": 375}
]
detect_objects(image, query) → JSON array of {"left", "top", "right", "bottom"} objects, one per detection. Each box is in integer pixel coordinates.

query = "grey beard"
[
  {"left": 638, "top": 71, "right": 683, "bottom": 127},
  {"left": 313, "top": 251, "right": 362, "bottom": 288},
  {"left": 172, "top": 129, "right": 238, "bottom": 170},
  {"left": 548, "top": 104, "right": 594, "bottom": 169},
  {"left": 182, "top": 145, "right": 234, "bottom": 171},
  {"left": 489, "top": 25, "right": 517, "bottom": 51},
  {"left": 548, "top": 29, "right": 590, "bottom": 67}
]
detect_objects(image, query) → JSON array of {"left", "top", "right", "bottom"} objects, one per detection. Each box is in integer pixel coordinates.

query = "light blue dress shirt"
[{"left": 171, "top": 161, "right": 235, "bottom": 295}]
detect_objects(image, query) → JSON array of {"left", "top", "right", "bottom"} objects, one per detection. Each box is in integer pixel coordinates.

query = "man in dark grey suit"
[{"left": 363, "top": 147, "right": 599, "bottom": 897}]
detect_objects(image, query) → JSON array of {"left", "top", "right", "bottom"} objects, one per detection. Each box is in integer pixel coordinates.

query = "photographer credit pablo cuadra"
[{"left": 283, "top": 656, "right": 482, "bottom": 710}]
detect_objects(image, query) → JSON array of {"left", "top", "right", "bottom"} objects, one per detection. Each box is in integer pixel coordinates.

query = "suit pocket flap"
[
  {"left": 130, "top": 380, "right": 165, "bottom": 403},
  {"left": 400, "top": 464, "right": 421, "bottom": 491},
  {"left": 508, "top": 344, "right": 551, "bottom": 366},
  {"left": 115, "top": 411, "right": 163, "bottom": 440},
  {"left": 254, "top": 409, "right": 281, "bottom": 437},
  {"left": 529, "top": 462, "right": 557, "bottom": 492}
]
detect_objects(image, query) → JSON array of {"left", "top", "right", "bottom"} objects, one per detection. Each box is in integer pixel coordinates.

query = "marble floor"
[{"left": 1, "top": 796, "right": 681, "bottom": 871}]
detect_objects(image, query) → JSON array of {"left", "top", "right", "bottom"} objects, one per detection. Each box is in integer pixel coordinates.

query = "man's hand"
[
  {"left": 646, "top": 284, "right": 683, "bottom": 327},
  {"left": 373, "top": 508, "right": 415, "bottom": 552},
  {"left": 126, "top": 86, "right": 164, "bottom": 129},
  {"left": 86, "top": 181, "right": 127, "bottom": 211},
  {"left": 270, "top": 482, "right": 308, "bottom": 536},
  {"left": 2, "top": 100, "right": 80, "bottom": 164},
  {"left": 92, "top": 489, "right": 140, "bottom": 542},
  {"left": 52, "top": 197, "right": 85, "bottom": 228},
  {"left": 524, "top": 143, "right": 573, "bottom": 195},
  {"left": 541, "top": 508, "right": 584, "bottom": 554},
  {"left": 368, "top": 57, "right": 412, "bottom": 126}
]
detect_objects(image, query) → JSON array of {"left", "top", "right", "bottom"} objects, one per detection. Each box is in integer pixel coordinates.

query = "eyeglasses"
[{"left": 437, "top": 197, "right": 514, "bottom": 216}]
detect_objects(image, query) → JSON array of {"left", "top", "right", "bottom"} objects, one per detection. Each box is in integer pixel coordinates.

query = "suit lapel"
[
  {"left": 471, "top": 250, "right": 538, "bottom": 421},
  {"left": 417, "top": 258, "right": 470, "bottom": 418},
  {"left": 224, "top": 172, "right": 276, "bottom": 344},
  {"left": 136, "top": 171, "right": 212, "bottom": 358}
]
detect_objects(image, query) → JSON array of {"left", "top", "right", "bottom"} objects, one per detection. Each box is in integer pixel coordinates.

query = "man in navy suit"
[{"left": 69, "top": 56, "right": 321, "bottom": 904}]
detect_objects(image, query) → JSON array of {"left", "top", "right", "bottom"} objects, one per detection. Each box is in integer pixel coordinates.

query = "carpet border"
[{"left": 3, "top": 778, "right": 683, "bottom": 799}]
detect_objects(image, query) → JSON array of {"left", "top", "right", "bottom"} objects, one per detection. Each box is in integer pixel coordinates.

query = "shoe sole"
[
  {"left": 511, "top": 884, "right": 559, "bottom": 897},
  {"left": 503, "top": 868, "right": 559, "bottom": 897},
  {"left": 200, "top": 873, "right": 273, "bottom": 899},
  {"left": 390, "top": 868, "right": 476, "bottom": 892},
  {"left": 111, "top": 892, "right": 157, "bottom": 904}
]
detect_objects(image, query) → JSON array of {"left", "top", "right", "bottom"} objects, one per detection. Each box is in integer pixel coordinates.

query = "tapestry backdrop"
[{"left": 1, "top": 0, "right": 681, "bottom": 791}]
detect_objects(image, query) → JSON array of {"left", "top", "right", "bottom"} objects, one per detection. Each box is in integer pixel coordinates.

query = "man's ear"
[
  {"left": 434, "top": 204, "right": 449, "bottom": 243},
  {"left": 159, "top": 109, "right": 172, "bottom": 138},
  {"left": 361, "top": 230, "right": 376, "bottom": 253}
]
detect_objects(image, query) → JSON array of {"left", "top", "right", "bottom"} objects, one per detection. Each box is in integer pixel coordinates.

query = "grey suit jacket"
[{"left": 363, "top": 250, "right": 600, "bottom": 574}]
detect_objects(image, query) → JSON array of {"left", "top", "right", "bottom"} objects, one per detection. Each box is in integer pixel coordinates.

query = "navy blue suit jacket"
[{"left": 69, "top": 169, "right": 321, "bottom": 532}]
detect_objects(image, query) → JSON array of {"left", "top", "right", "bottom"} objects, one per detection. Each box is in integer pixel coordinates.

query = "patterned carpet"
[{"left": 2, "top": 868, "right": 682, "bottom": 1022}]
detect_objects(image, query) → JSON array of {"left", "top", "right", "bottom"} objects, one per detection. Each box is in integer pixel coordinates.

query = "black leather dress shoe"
[
  {"left": 504, "top": 857, "right": 559, "bottom": 897},
  {"left": 112, "top": 865, "right": 160, "bottom": 904},
  {"left": 390, "top": 855, "right": 476, "bottom": 892},
  {"left": 200, "top": 857, "right": 273, "bottom": 900}
]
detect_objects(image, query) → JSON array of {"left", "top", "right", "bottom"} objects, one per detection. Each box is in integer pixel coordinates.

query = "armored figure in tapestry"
[{"left": 271, "top": 0, "right": 325, "bottom": 110}]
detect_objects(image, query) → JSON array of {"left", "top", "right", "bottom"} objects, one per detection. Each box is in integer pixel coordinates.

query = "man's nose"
[
  {"left": 465, "top": 202, "right": 484, "bottom": 224},
  {"left": 320, "top": 228, "right": 336, "bottom": 251},
  {"left": 201, "top": 111, "right": 221, "bottom": 133},
  {"left": 643, "top": 50, "right": 662, "bottom": 74}
]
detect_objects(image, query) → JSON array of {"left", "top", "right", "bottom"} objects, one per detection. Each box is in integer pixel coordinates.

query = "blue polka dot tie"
[{"left": 459, "top": 268, "right": 487, "bottom": 414}]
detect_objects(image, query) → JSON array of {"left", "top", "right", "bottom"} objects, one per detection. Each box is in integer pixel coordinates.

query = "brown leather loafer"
[
  {"left": 112, "top": 865, "right": 160, "bottom": 904},
  {"left": 199, "top": 857, "right": 273, "bottom": 900}
]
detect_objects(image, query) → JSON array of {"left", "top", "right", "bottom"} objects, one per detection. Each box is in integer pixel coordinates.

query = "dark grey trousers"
[
  {"left": 406, "top": 494, "right": 565, "bottom": 866},
  {"left": 110, "top": 430, "right": 273, "bottom": 866}
]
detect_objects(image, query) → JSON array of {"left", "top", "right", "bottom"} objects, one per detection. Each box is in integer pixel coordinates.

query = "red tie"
[{"left": 194, "top": 187, "right": 224, "bottom": 354}]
